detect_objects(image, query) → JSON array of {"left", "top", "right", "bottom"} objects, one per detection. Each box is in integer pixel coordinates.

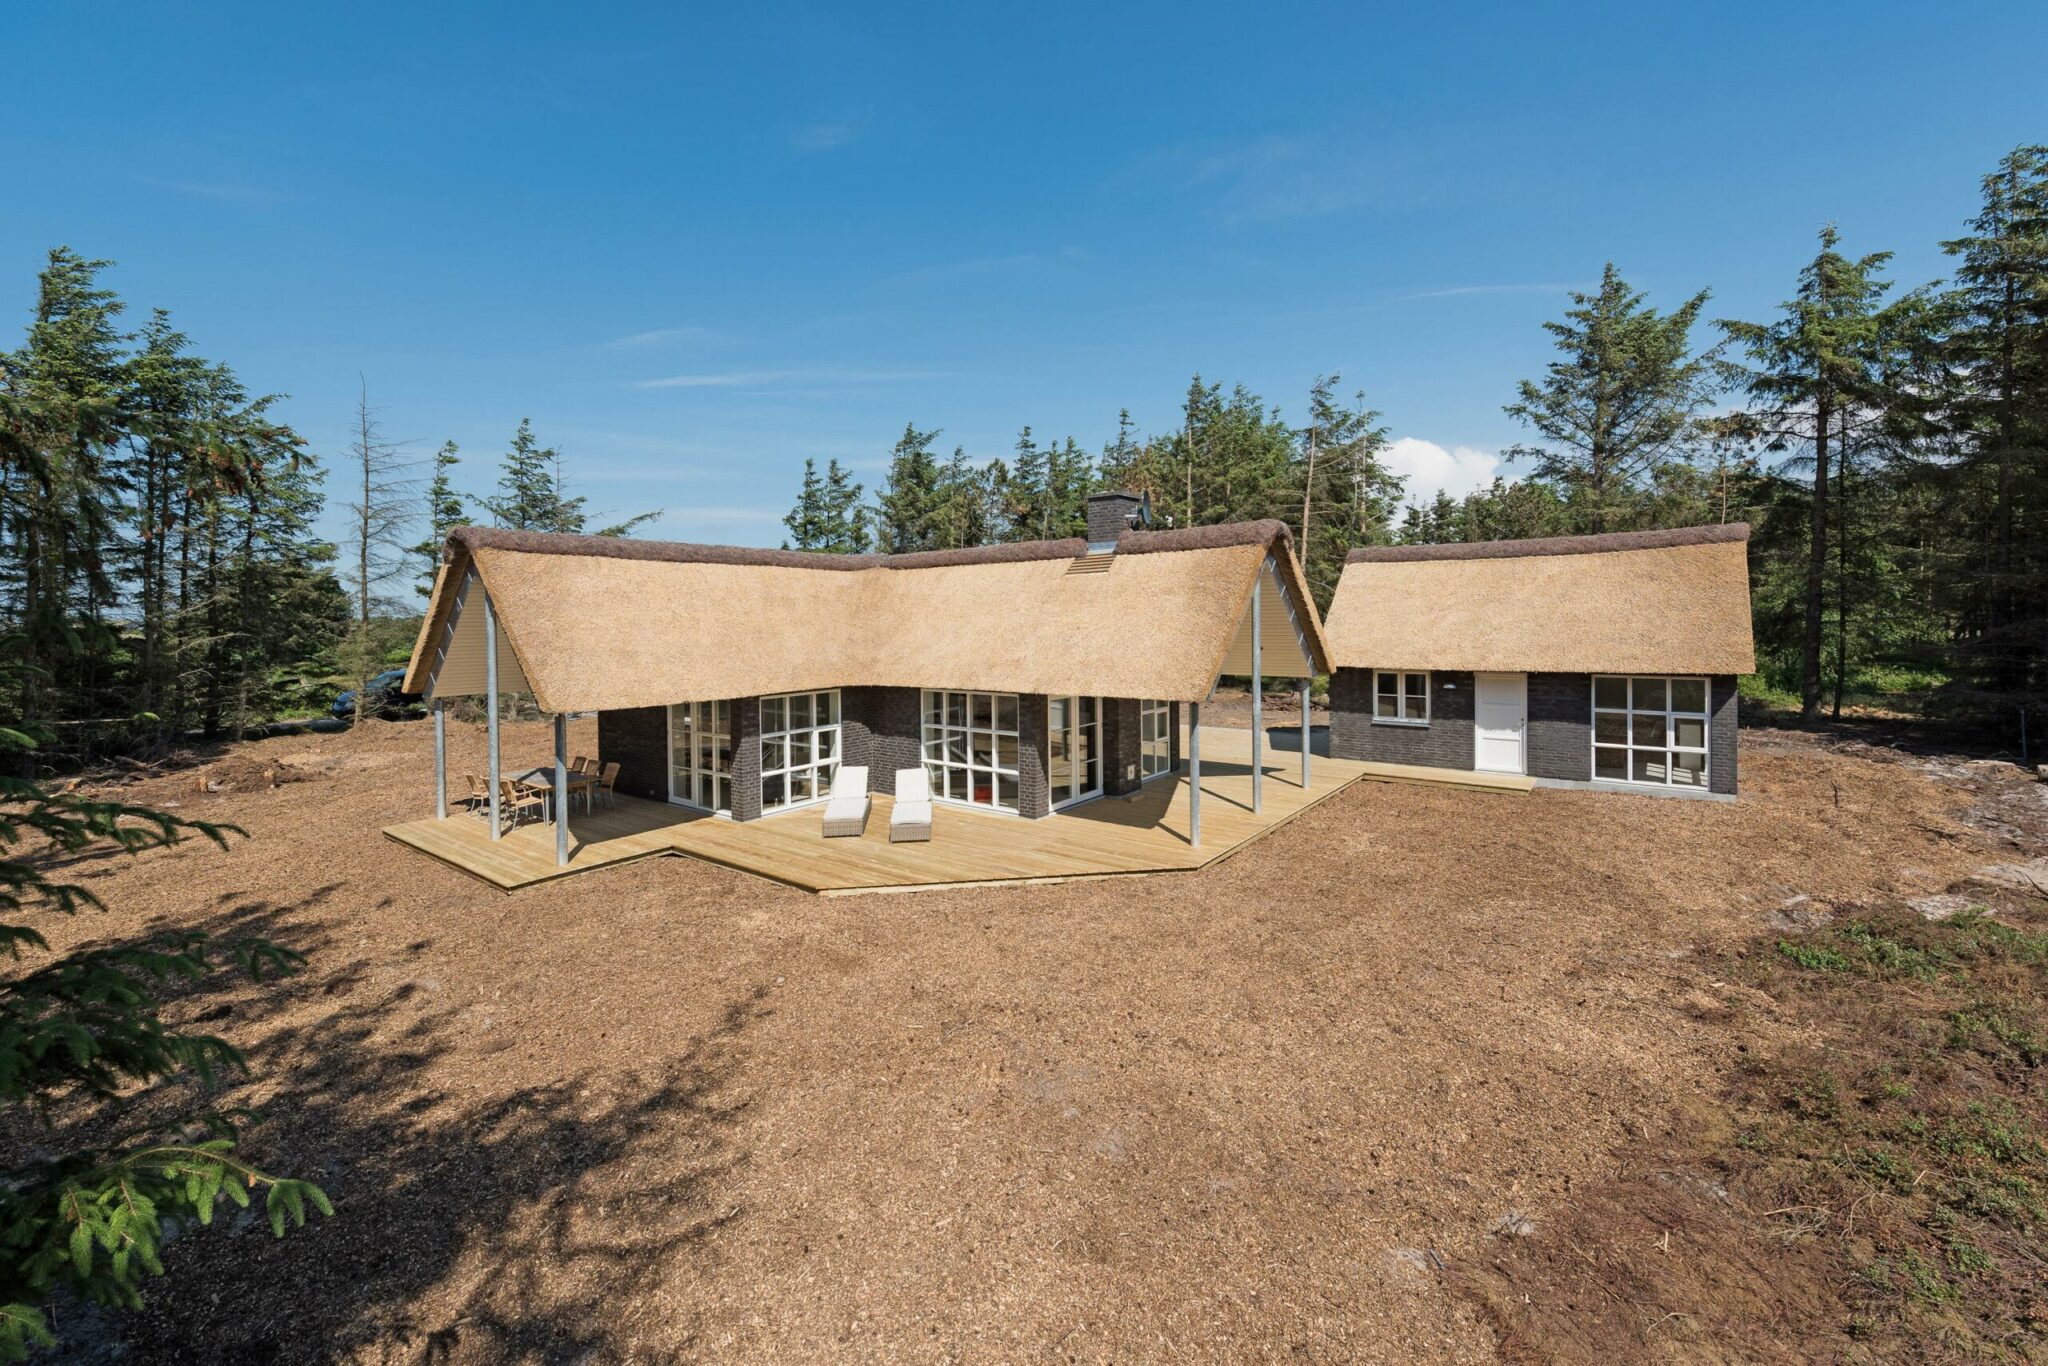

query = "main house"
[
  {"left": 403, "top": 492, "right": 1330, "bottom": 865},
  {"left": 1321, "top": 524, "right": 1756, "bottom": 798}
]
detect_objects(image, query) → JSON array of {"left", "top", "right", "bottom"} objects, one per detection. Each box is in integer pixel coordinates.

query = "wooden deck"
[{"left": 384, "top": 725, "right": 1527, "bottom": 894}]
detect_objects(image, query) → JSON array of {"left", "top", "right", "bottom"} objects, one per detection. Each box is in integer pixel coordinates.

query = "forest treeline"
[
  {"left": 789, "top": 144, "right": 2047, "bottom": 735},
  {"left": 0, "top": 254, "right": 657, "bottom": 762},
  {"left": 3, "top": 144, "right": 2042, "bottom": 763}
]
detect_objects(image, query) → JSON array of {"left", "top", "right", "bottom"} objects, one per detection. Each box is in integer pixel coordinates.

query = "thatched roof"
[
  {"left": 1323, "top": 524, "right": 1756, "bottom": 675},
  {"left": 404, "top": 521, "right": 1330, "bottom": 711}
]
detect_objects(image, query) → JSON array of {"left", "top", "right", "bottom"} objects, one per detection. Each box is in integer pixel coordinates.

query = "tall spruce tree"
[
  {"left": 414, "top": 440, "right": 465, "bottom": 595},
  {"left": 1938, "top": 145, "right": 2048, "bottom": 702},
  {"left": 819, "top": 458, "right": 870, "bottom": 552},
  {"left": 781, "top": 458, "right": 830, "bottom": 550},
  {"left": 1504, "top": 263, "right": 1723, "bottom": 533},
  {"left": 485, "top": 418, "right": 556, "bottom": 530},
  {"left": 1722, "top": 227, "right": 1916, "bottom": 719},
  {"left": 1295, "top": 375, "right": 1400, "bottom": 608},
  {"left": 874, "top": 423, "right": 947, "bottom": 553}
]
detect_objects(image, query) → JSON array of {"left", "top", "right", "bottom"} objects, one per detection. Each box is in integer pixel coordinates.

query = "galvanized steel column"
[
  {"left": 553, "top": 712, "right": 569, "bottom": 867},
  {"left": 433, "top": 700, "right": 447, "bottom": 818},
  {"left": 1250, "top": 569, "right": 1262, "bottom": 815},
  {"left": 1188, "top": 700, "right": 1202, "bottom": 847},
  {"left": 485, "top": 588, "right": 502, "bottom": 839}
]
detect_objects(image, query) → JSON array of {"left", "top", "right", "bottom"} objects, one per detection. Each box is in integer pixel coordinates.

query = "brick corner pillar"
[
  {"left": 1017, "top": 693, "right": 1051, "bottom": 818},
  {"left": 729, "top": 696, "right": 763, "bottom": 821},
  {"left": 1169, "top": 701, "right": 1183, "bottom": 771},
  {"left": 1102, "top": 697, "right": 1143, "bottom": 797}
]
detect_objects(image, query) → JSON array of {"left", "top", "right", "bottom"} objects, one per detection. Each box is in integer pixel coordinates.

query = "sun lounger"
[
  {"left": 889, "top": 767, "right": 932, "bottom": 843},
  {"left": 821, "top": 765, "right": 870, "bottom": 837}
]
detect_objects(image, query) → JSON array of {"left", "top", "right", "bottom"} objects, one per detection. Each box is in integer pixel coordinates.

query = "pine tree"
[
  {"left": 1295, "top": 375, "right": 1400, "bottom": 608},
  {"left": 1937, "top": 144, "right": 2048, "bottom": 702},
  {"left": 938, "top": 446, "right": 997, "bottom": 548},
  {"left": 820, "top": 458, "right": 870, "bottom": 552},
  {"left": 1504, "top": 263, "right": 1723, "bottom": 533},
  {"left": 413, "top": 440, "right": 465, "bottom": 595},
  {"left": 874, "top": 423, "right": 947, "bottom": 553},
  {"left": 1722, "top": 228, "right": 1915, "bottom": 718},
  {"left": 340, "top": 381, "right": 412, "bottom": 725},
  {"left": 781, "top": 457, "right": 830, "bottom": 550},
  {"left": 485, "top": 418, "right": 557, "bottom": 530},
  {"left": 1004, "top": 426, "right": 1048, "bottom": 540}
]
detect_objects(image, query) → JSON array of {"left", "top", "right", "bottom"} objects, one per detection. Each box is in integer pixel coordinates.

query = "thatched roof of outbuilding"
[
  {"left": 404, "top": 520, "right": 1329, "bottom": 711},
  {"left": 1323, "top": 524, "right": 1756, "bottom": 675}
]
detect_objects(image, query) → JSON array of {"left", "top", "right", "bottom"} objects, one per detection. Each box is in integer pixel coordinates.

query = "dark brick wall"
[
  {"left": 1710, "top": 675, "right": 1739, "bottom": 795},
  {"left": 1327, "top": 667, "right": 1475, "bottom": 769},
  {"left": 729, "top": 697, "right": 762, "bottom": 821},
  {"left": 1526, "top": 673, "right": 1590, "bottom": 782},
  {"left": 1018, "top": 693, "right": 1050, "bottom": 818},
  {"left": 1087, "top": 491, "right": 1141, "bottom": 544},
  {"left": 1101, "top": 697, "right": 1142, "bottom": 796},
  {"left": 598, "top": 705, "right": 669, "bottom": 802},
  {"left": 1169, "top": 702, "right": 1182, "bottom": 772},
  {"left": 840, "top": 686, "right": 921, "bottom": 796}
]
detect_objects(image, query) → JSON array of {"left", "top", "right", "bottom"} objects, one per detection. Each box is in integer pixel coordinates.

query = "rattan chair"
[
  {"left": 596, "top": 761, "right": 620, "bottom": 808},
  {"left": 499, "top": 778, "right": 549, "bottom": 830}
]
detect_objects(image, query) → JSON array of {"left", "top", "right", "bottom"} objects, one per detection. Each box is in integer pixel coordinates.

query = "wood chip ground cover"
[{"left": 14, "top": 718, "right": 2030, "bottom": 1362}]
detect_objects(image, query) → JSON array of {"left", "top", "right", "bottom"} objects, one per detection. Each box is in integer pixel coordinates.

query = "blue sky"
[{"left": 4, "top": 2, "right": 2044, "bottom": 548}]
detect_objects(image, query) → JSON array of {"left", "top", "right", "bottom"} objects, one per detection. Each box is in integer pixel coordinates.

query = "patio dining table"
[{"left": 513, "top": 766, "right": 601, "bottom": 815}]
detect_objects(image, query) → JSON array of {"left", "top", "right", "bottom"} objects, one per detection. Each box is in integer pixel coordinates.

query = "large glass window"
[
  {"left": 761, "top": 690, "right": 840, "bottom": 813},
  {"left": 922, "top": 690, "right": 1020, "bottom": 812},
  {"left": 1139, "top": 699, "right": 1172, "bottom": 779},
  {"left": 1374, "top": 671, "right": 1429, "bottom": 723},
  {"left": 667, "top": 700, "right": 732, "bottom": 812},
  {"left": 1593, "top": 676, "right": 1709, "bottom": 788}
]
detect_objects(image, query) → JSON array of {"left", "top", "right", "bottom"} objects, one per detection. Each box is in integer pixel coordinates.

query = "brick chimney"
[{"left": 1086, "top": 490, "right": 1144, "bottom": 548}]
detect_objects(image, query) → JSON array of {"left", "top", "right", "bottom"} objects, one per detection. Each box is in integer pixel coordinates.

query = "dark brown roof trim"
[
  {"left": 1344, "top": 522, "right": 1749, "bottom": 564},
  {"left": 448, "top": 517, "right": 1295, "bottom": 571}
]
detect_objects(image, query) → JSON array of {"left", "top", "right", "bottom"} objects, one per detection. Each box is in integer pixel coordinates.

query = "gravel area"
[{"left": 27, "top": 716, "right": 2007, "bottom": 1362}]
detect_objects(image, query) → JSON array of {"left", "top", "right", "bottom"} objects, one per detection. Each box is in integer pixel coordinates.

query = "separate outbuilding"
[{"left": 1322, "top": 524, "right": 1756, "bottom": 799}]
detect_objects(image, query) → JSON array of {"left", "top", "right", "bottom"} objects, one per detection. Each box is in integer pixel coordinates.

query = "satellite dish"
[{"left": 1136, "top": 490, "right": 1154, "bottom": 528}]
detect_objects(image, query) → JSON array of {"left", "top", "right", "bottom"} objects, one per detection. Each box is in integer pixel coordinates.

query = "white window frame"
[
  {"left": 1049, "top": 695, "right": 1102, "bottom": 810},
  {"left": 1591, "top": 676, "right": 1711, "bottom": 789},
  {"left": 759, "top": 689, "right": 841, "bottom": 814},
  {"left": 921, "top": 689, "right": 1022, "bottom": 813},
  {"left": 1372, "top": 670, "right": 1431, "bottom": 726},
  {"left": 665, "top": 699, "right": 732, "bottom": 814},
  {"left": 1138, "top": 699, "right": 1173, "bottom": 780}
]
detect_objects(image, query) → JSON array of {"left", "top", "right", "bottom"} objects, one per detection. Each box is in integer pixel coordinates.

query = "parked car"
[{"left": 332, "top": 668, "right": 422, "bottom": 720}]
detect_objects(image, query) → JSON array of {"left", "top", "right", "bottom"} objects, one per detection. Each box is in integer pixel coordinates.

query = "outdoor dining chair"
[
  {"left": 596, "top": 762, "right": 620, "bottom": 807},
  {"left": 498, "top": 777, "right": 549, "bottom": 830}
]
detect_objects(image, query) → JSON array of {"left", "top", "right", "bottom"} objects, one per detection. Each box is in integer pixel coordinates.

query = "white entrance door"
[{"left": 1473, "top": 673, "right": 1527, "bottom": 774}]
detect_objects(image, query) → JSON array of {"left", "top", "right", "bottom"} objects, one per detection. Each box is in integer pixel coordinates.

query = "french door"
[
  {"left": 1138, "top": 699, "right": 1172, "bottom": 779},
  {"left": 1049, "top": 695, "right": 1101, "bottom": 809},
  {"left": 667, "top": 700, "right": 732, "bottom": 812}
]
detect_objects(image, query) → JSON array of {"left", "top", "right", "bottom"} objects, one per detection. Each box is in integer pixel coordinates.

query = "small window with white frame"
[
  {"left": 1373, "top": 671, "right": 1430, "bottom": 724},
  {"left": 1592, "top": 676, "right": 1709, "bottom": 788}
]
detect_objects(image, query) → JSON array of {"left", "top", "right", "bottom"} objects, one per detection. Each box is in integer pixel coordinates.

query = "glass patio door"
[
  {"left": 667, "top": 700, "right": 732, "bottom": 812},
  {"left": 1048, "top": 695, "right": 1101, "bottom": 809}
]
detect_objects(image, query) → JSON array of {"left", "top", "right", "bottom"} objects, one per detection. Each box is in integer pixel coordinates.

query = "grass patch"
[{"left": 1733, "top": 902, "right": 2048, "bottom": 1351}]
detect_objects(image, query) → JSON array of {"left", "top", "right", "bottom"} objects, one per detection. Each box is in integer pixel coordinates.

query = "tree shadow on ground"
[{"left": 37, "top": 888, "right": 770, "bottom": 1364}]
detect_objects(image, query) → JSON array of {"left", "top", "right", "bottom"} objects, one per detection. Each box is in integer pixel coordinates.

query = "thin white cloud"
[
  {"left": 631, "top": 368, "right": 939, "bottom": 391},
  {"left": 1382, "top": 437, "right": 1501, "bottom": 506},
  {"left": 633, "top": 370, "right": 796, "bottom": 389},
  {"left": 1399, "top": 283, "right": 1581, "bottom": 301},
  {"left": 792, "top": 121, "right": 858, "bottom": 152},
  {"left": 606, "top": 326, "right": 725, "bottom": 349}
]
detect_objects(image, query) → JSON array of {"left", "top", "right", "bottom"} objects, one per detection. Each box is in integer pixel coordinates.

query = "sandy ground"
[{"left": 25, "top": 714, "right": 2015, "bottom": 1363}]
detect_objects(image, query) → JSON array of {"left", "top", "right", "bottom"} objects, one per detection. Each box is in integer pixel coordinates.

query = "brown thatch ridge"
[
  {"left": 409, "top": 519, "right": 1326, "bottom": 710},
  {"left": 1324, "top": 528, "right": 1756, "bottom": 675},
  {"left": 444, "top": 517, "right": 1294, "bottom": 572},
  {"left": 1345, "top": 522, "right": 1748, "bottom": 564}
]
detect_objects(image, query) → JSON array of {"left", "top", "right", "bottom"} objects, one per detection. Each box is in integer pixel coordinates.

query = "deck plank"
[{"left": 383, "top": 724, "right": 1526, "bottom": 893}]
